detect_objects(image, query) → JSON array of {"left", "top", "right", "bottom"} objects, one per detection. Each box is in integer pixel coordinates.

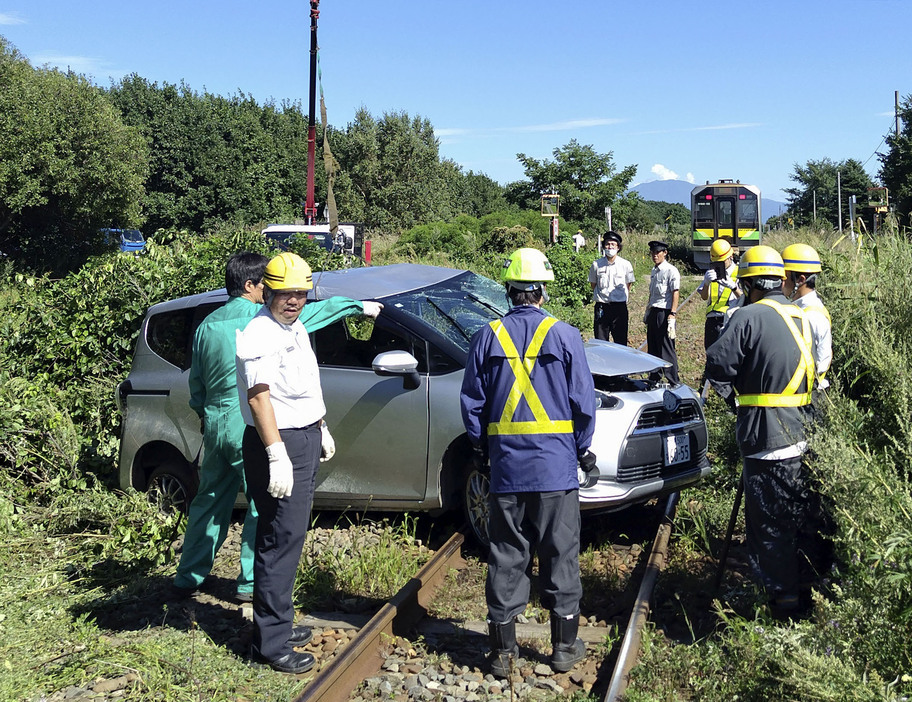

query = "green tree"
[
  {"left": 507, "top": 140, "right": 638, "bottom": 230},
  {"left": 784, "top": 157, "right": 874, "bottom": 228},
  {"left": 330, "top": 109, "right": 463, "bottom": 232},
  {"left": 878, "top": 94, "right": 912, "bottom": 226},
  {"left": 108, "top": 75, "right": 312, "bottom": 233},
  {"left": 0, "top": 37, "right": 148, "bottom": 275}
]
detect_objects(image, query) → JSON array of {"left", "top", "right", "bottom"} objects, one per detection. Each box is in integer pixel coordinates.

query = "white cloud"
[
  {"left": 0, "top": 12, "right": 25, "bottom": 25},
  {"left": 632, "top": 122, "right": 762, "bottom": 136},
  {"left": 685, "top": 172, "right": 695, "bottom": 183},
  {"left": 651, "top": 164, "right": 679, "bottom": 180},
  {"left": 30, "top": 52, "right": 127, "bottom": 81},
  {"left": 435, "top": 117, "right": 623, "bottom": 140}
]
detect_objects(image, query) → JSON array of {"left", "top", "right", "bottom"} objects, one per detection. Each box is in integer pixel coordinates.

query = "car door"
[{"left": 310, "top": 316, "right": 430, "bottom": 507}]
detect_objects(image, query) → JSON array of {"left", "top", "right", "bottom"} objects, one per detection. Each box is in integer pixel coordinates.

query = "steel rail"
[
  {"left": 604, "top": 490, "right": 679, "bottom": 701},
  {"left": 293, "top": 530, "right": 466, "bottom": 702}
]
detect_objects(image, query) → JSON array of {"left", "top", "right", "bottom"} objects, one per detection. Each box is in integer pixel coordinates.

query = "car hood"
[{"left": 583, "top": 339, "right": 669, "bottom": 377}]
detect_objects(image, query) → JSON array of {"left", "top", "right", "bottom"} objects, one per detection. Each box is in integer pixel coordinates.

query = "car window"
[
  {"left": 146, "top": 309, "right": 192, "bottom": 370},
  {"left": 312, "top": 317, "right": 427, "bottom": 371},
  {"left": 383, "top": 271, "right": 507, "bottom": 353}
]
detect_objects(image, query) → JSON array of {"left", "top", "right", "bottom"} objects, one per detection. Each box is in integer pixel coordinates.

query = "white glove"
[
  {"left": 667, "top": 316, "right": 677, "bottom": 340},
  {"left": 705, "top": 268, "right": 718, "bottom": 282},
  {"left": 265, "top": 442, "right": 294, "bottom": 499},
  {"left": 361, "top": 301, "right": 383, "bottom": 318},
  {"left": 320, "top": 423, "right": 335, "bottom": 462},
  {"left": 720, "top": 278, "right": 737, "bottom": 291}
]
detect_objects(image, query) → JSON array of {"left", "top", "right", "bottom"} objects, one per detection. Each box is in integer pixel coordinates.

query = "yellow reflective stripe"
[
  {"left": 707, "top": 269, "right": 738, "bottom": 314},
  {"left": 756, "top": 299, "right": 814, "bottom": 396},
  {"left": 488, "top": 420, "right": 575, "bottom": 435},
  {"left": 487, "top": 317, "right": 573, "bottom": 436},
  {"left": 738, "top": 393, "right": 812, "bottom": 407},
  {"left": 804, "top": 303, "right": 832, "bottom": 324},
  {"left": 737, "top": 300, "right": 814, "bottom": 408}
]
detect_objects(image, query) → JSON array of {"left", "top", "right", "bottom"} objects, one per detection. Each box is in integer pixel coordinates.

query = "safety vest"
[
  {"left": 707, "top": 269, "right": 739, "bottom": 315},
  {"left": 486, "top": 317, "right": 574, "bottom": 436},
  {"left": 737, "top": 299, "right": 815, "bottom": 408}
]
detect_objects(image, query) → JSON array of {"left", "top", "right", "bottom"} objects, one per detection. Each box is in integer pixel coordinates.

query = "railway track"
[{"left": 287, "top": 498, "right": 678, "bottom": 702}]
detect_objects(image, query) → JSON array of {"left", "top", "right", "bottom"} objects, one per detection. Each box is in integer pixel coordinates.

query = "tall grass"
[{"left": 628, "top": 225, "right": 912, "bottom": 701}]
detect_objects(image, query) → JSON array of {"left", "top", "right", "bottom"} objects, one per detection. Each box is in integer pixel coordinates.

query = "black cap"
[
  {"left": 602, "top": 231, "right": 622, "bottom": 245},
  {"left": 648, "top": 240, "right": 668, "bottom": 252}
]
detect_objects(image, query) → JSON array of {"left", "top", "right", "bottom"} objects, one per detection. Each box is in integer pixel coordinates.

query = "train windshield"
[
  {"left": 738, "top": 196, "right": 758, "bottom": 226},
  {"left": 694, "top": 198, "right": 714, "bottom": 224}
]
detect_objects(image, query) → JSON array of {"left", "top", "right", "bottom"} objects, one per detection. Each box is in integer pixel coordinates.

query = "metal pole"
[
  {"left": 837, "top": 171, "right": 843, "bottom": 233},
  {"left": 304, "top": 1, "right": 320, "bottom": 224},
  {"left": 812, "top": 190, "right": 816, "bottom": 222},
  {"left": 897, "top": 90, "right": 901, "bottom": 139},
  {"left": 849, "top": 195, "right": 856, "bottom": 242},
  {"left": 715, "top": 474, "right": 744, "bottom": 591}
]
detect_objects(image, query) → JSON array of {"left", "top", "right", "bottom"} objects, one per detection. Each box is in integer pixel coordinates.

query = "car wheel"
[
  {"left": 462, "top": 462, "right": 492, "bottom": 550},
  {"left": 147, "top": 464, "right": 197, "bottom": 515}
]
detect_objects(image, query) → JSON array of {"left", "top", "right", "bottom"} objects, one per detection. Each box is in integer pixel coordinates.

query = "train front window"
[
  {"left": 738, "top": 197, "right": 758, "bottom": 226},
  {"left": 695, "top": 198, "right": 714, "bottom": 224},
  {"left": 718, "top": 200, "right": 733, "bottom": 226}
]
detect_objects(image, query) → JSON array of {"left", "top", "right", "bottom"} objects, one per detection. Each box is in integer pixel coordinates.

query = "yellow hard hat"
[
  {"left": 781, "top": 243, "right": 822, "bottom": 274},
  {"left": 738, "top": 245, "right": 785, "bottom": 279},
  {"left": 710, "top": 238, "right": 733, "bottom": 262},
  {"left": 502, "top": 248, "right": 554, "bottom": 289},
  {"left": 263, "top": 252, "right": 313, "bottom": 291}
]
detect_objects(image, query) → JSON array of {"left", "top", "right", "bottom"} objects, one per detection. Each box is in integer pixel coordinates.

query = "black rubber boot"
[
  {"left": 550, "top": 613, "right": 585, "bottom": 672},
  {"left": 487, "top": 619, "right": 519, "bottom": 678}
]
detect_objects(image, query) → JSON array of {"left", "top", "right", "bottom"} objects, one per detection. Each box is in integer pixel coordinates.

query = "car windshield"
[
  {"left": 123, "top": 229, "right": 144, "bottom": 242},
  {"left": 384, "top": 271, "right": 508, "bottom": 351}
]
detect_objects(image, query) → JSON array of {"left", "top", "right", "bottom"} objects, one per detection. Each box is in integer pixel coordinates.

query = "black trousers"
[
  {"left": 243, "top": 423, "right": 321, "bottom": 661},
  {"left": 742, "top": 455, "right": 811, "bottom": 600},
  {"left": 646, "top": 307, "right": 679, "bottom": 384},
  {"left": 594, "top": 301, "right": 629, "bottom": 346},
  {"left": 486, "top": 490, "right": 582, "bottom": 623}
]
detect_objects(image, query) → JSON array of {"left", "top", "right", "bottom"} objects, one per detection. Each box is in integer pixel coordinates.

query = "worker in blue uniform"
[
  {"left": 460, "top": 247, "right": 597, "bottom": 677},
  {"left": 173, "top": 251, "right": 381, "bottom": 603}
]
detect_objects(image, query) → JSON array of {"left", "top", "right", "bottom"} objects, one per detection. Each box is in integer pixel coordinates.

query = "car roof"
[
  {"left": 143, "top": 264, "right": 469, "bottom": 317},
  {"left": 310, "top": 264, "right": 467, "bottom": 301}
]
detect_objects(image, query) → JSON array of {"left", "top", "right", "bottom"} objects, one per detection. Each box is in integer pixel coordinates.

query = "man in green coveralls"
[{"left": 173, "top": 252, "right": 381, "bottom": 601}]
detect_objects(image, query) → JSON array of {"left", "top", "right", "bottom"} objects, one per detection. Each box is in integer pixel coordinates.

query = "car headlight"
[{"left": 595, "top": 390, "right": 622, "bottom": 410}]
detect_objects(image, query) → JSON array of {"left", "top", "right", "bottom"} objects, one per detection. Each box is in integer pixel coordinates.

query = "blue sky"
[{"left": 2, "top": 1, "right": 909, "bottom": 200}]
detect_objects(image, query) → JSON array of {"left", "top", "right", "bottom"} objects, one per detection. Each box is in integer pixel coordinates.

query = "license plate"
[{"left": 665, "top": 434, "right": 690, "bottom": 466}]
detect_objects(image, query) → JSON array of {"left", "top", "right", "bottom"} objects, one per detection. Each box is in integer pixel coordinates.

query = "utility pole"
[
  {"left": 897, "top": 90, "right": 901, "bottom": 139},
  {"left": 812, "top": 190, "right": 816, "bottom": 222},
  {"left": 304, "top": 0, "right": 320, "bottom": 224},
  {"left": 837, "top": 171, "right": 843, "bottom": 234}
]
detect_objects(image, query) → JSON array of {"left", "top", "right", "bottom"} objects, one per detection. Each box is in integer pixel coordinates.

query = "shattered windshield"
[{"left": 384, "top": 271, "right": 508, "bottom": 352}]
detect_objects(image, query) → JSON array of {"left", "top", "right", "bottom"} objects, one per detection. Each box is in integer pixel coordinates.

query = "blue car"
[{"left": 101, "top": 228, "right": 145, "bottom": 255}]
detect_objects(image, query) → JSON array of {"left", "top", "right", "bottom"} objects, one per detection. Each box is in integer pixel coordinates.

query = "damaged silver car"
[{"left": 116, "top": 264, "right": 710, "bottom": 546}]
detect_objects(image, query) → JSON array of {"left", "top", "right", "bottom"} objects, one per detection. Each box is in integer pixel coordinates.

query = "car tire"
[
  {"left": 462, "top": 462, "right": 492, "bottom": 551},
  {"left": 147, "top": 463, "right": 198, "bottom": 515}
]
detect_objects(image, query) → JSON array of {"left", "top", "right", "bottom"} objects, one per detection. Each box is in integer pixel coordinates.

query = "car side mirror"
[{"left": 372, "top": 350, "right": 421, "bottom": 390}]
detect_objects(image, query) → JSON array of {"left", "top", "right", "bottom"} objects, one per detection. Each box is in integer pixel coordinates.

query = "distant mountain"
[{"left": 629, "top": 180, "right": 787, "bottom": 221}]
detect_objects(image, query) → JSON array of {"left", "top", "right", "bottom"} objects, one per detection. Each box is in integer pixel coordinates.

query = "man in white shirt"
[
  {"left": 236, "top": 252, "right": 381, "bottom": 674},
  {"left": 781, "top": 243, "right": 832, "bottom": 395},
  {"left": 644, "top": 240, "right": 680, "bottom": 384},
  {"left": 589, "top": 231, "right": 635, "bottom": 345},
  {"left": 572, "top": 229, "right": 585, "bottom": 253}
]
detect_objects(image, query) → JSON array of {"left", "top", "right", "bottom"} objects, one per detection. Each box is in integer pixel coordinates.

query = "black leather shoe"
[
  {"left": 289, "top": 625, "right": 313, "bottom": 646},
  {"left": 261, "top": 651, "right": 315, "bottom": 674}
]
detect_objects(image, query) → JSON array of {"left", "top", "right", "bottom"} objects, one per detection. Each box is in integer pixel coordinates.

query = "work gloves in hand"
[
  {"left": 577, "top": 450, "right": 599, "bottom": 489},
  {"left": 719, "top": 278, "right": 738, "bottom": 291},
  {"left": 471, "top": 443, "right": 488, "bottom": 471},
  {"left": 265, "top": 442, "right": 294, "bottom": 499},
  {"left": 320, "top": 423, "right": 335, "bottom": 462},
  {"left": 361, "top": 301, "right": 384, "bottom": 318},
  {"left": 705, "top": 268, "right": 718, "bottom": 282},
  {"left": 667, "top": 316, "right": 677, "bottom": 340}
]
